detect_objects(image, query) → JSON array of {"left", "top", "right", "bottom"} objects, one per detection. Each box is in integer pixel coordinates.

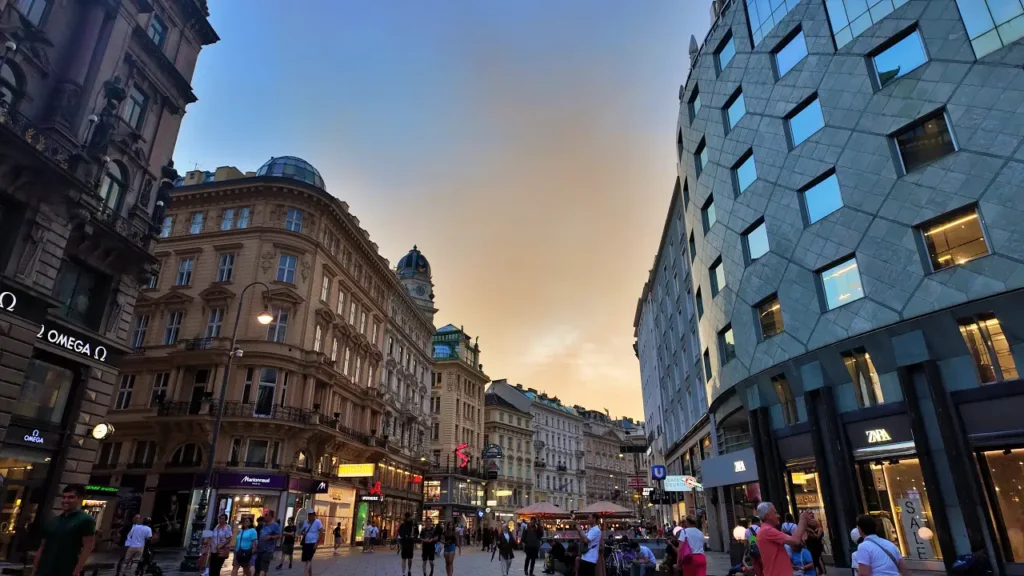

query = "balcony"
[
  {"left": 557, "top": 464, "right": 568, "bottom": 472},
  {"left": 576, "top": 450, "right": 585, "bottom": 458},
  {"left": 182, "top": 337, "right": 215, "bottom": 351},
  {"left": 156, "top": 401, "right": 313, "bottom": 424},
  {"left": 315, "top": 414, "right": 371, "bottom": 444},
  {"left": 226, "top": 460, "right": 283, "bottom": 470},
  {"left": 96, "top": 204, "right": 151, "bottom": 251},
  {"left": 534, "top": 440, "right": 545, "bottom": 450},
  {"left": 534, "top": 459, "right": 546, "bottom": 468},
  {"left": 577, "top": 470, "right": 586, "bottom": 476}
]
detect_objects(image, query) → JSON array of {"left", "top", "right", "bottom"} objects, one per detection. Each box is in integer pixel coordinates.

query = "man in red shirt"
[{"left": 754, "top": 502, "right": 812, "bottom": 576}]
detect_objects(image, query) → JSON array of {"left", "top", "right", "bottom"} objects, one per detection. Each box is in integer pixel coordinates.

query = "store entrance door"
[{"left": 856, "top": 458, "right": 942, "bottom": 562}]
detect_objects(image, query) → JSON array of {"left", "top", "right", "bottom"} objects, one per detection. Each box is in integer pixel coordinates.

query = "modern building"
[
  {"left": 98, "top": 159, "right": 434, "bottom": 547},
  {"left": 491, "top": 380, "right": 586, "bottom": 511},
  {"left": 0, "top": 0, "right": 216, "bottom": 560},
  {"left": 676, "top": 0, "right": 1024, "bottom": 571},
  {"left": 424, "top": 324, "right": 489, "bottom": 528},
  {"left": 633, "top": 175, "right": 710, "bottom": 532},
  {"left": 483, "top": 392, "right": 533, "bottom": 526},
  {"left": 579, "top": 409, "right": 632, "bottom": 510}
]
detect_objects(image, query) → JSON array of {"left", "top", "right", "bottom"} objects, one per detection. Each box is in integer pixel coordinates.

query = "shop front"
[
  {"left": 152, "top": 473, "right": 203, "bottom": 547},
  {"left": 700, "top": 447, "right": 760, "bottom": 552},
  {"left": 0, "top": 420, "right": 63, "bottom": 560},
  {"left": 778, "top": 430, "right": 833, "bottom": 564},
  {"left": 213, "top": 471, "right": 288, "bottom": 528},
  {"left": 315, "top": 484, "right": 355, "bottom": 545}
]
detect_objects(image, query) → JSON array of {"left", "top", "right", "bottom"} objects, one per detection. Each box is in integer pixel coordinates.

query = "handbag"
[
  {"left": 235, "top": 549, "right": 253, "bottom": 564},
  {"left": 434, "top": 542, "right": 442, "bottom": 556},
  {"left": 677, "top": 532, "right": 693, "bottom": 567}
]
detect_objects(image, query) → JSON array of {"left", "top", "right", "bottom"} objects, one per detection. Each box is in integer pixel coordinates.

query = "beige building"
[
  {"left": 580, "top": 409, "right": 633, "bottom": 508},
  {"left": 484, "top": 392, "right": 533, "bottom": 524},
  {"left": 100, "top": 157, "right": 435, "bottom": 547}
]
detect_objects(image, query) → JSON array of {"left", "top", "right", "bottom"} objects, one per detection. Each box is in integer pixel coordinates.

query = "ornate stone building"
[
  {"left": 0, "top": 0, "right": 216, "bottom": 560},
  {"left": 97, "top": 158, "right": 434, "bottom": 546},
  {"left": 483, "top": 392, "right": 533, "bottom": 524},
  {"left": 579, "top": 409, "right": 632, "bottom": 509}
]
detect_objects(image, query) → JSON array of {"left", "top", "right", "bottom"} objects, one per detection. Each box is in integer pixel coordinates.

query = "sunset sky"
[{"left": 172, "top": 0, "right": 711, "bottom": 419}]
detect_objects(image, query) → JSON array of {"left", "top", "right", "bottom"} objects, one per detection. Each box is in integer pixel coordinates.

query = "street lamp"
[{"left": 181, "top": 281, "right": 272, "bottom": 571}]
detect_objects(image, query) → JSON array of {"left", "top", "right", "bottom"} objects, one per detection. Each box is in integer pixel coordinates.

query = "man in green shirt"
[{"left": 33, "top": 484, "right": 96, "bottom": 576}]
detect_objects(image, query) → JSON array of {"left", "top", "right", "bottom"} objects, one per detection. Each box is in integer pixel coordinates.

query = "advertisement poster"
[
  {"left": 898, "top": 494, "right": 935, "bottom": 560},
  {"left": 354, "top": 502, "right": 368, "bottom": 541}
]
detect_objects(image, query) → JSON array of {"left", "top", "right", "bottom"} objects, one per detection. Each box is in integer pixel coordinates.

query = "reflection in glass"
[
  {"left": 895, "top": 112, "right": 956, "bottom": 173},
  {"left": 954, "top": 0, "right": 1024, "bottom": 58},
  {"left": 981, "top": 448, "right": 1024, "bottom": 562},
  {"left": 789, "top": 98, "right": 825, "bottom": 147},
  {"left": 843, "top": 348, "right": 885, "bottom": 408},
  {"left": 710, "top": 259, "right": 726, "bottom": 296},
  {"left": 746, "top": 220, "right": 770, "bottom": 260},
  {"left": 697, "top": 139, "right": 709, "bottom": 175},
  {"left": 720, "top": 326, "right": 736, "bottom": 363},
  {"left": 804, "top": 173, "right": 843, "bottom": 224},
  {"left": 772, "top": 375, "right": 798, "bottom": 425},
  {"left": 726, "top": 92, "right": 747, "bottom": 130},
  {"left": 923, "top": 208, "right": 989, "bottom": 271},
  {"left": 958, "top": 317, "right": 1019, "bottom": 384},
  {"left": 826, "top": 0, "right": 910, "bottom": 48},
  {"left": 736, "top": 153, "right": 757, "bottom": 194},
  {"left": 873, "top": 30, "right": 928, "bottom": 87},
  {"left": 17, "top": 360, "right": 73, "bottom": 423},
  {"left": 820, "top": 257, "right": 864, "bottom": 310},
  {"left": 758, "top": 295, "right": 784, "bottom": 338},
  {"left": 857, "top": 459, "right": 942, "bottom": 560},
  {"left": 703, "top": 198, "right": 717, "bottom": 232},
  {"left": 718, "top": 35, "right": 736, "bottom": 71},
  {"left": 776, "top": 30, "right": 808, "bottom": 78},
  {"left": 746, "top": 0, "right": 802, "bottom": 45}
]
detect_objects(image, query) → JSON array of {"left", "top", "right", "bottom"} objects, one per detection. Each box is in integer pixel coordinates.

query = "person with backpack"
[
  {"left": 781, "top": 514, "right": 798, "bottom": 536},
  {"left": 745, "top": 516, "right": 763, "bottom": 576},
  {"left": 397, "top": 513, "right": 417, "bottom": 576}
]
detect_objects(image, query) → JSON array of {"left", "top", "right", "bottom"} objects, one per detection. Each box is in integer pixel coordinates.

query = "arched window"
[
  {"left": 98, "top": 161, "right": 127, "bottom": 211},
  {"left": 0, "top": 62, "right": 20, "bottom": 109},
  {"left": 297, "top": 450, "right": 309, "bottom": 468},
  {"left": 169, "top": 443, "right": 202, "bottom": 467}
]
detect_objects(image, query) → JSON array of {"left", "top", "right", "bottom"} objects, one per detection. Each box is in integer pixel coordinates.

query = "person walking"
[
  {"left": 255, "top": 510, "right": 280, "bottom": 576},
  {"left": 853, "top": 515, "right": 910, "bottom": 576},
  {"left": 276, "top": 517, "right": 296, "bottom": 570},
  {"left": 398, "top": 512, "right": 417, "bottom": 576},
  {"left": 231, "top": 517, "right": 258, "bottom": 576},
  {"left": 443, "top": 522, "right": 458, "bottom": 576},
  {"left": 120, "top": 514, "right": 152, "bottom": 576},
  {"left": 575, "top": 513, "right": 602, "bottom": 576},
  {"left": 208, "top": 514, "right": 233, "bottom": 576},
  {"left": 497, "top": 524, "right": 516, "bottom": 576},
  {"left": 420, "top": 517, "right": 441, "bottom": 576},
  {"left": 299, "top": 511, "right": 324, "bottom": 576},
  {"left": 33, "top": 484, "right": 96, "bottom": 576},
  {"left": 332, "top": 523, "right": 342, "bottom": 555},
  {"left": 745, "top": 516, "right": 763, "bottom": 576},
  {"left": 481, "top": 523, "right": 491, "bottom": 552},
  {"left": 680, "top": 515, "right": 707, "bottom": 576},
  {"left": 753, "top": 502, "right": 811, "bottom": 576},
  {"left": 522, "top": 518, "right": 543, "bottom": 576}
]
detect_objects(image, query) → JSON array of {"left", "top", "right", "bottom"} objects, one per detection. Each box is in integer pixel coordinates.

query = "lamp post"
[{"left": 181, "top": 282, "right": 274, "bottom": 571}]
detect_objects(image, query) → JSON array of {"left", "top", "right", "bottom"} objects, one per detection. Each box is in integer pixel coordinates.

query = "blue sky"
[{"left": 174, "top": 0, "right": 711, "bottom": 418}]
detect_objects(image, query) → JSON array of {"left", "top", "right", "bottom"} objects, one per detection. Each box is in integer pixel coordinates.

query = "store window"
[
  {"left": 857, "top": 458, "right": 942, "bottom": 560},
  {"left": 15, "top": 359, "right": 74, "bottom": 423},
  {"left": 843, "top": 348, "right": 885, "bottom": 408},
  {"left": 921, "top": 206, "right": 988, "bottom": 271},
  {"left": 958, "top": 316, "right": 1018, "bottom": 384},
  {"left": 978, "top": 448, "right": 1024, "bottom": 562},
  {"left": 789, "top": 469, "right": 832, "bottom": 559}
]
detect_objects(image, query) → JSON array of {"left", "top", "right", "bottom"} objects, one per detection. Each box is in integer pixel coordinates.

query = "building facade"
[
  {"left": 0, "top": 0, "right": 216, "bottom": 560},
  {"left": 676, "top": 0, "right": 1024, "bottom": 571},
  {"left": 483, "top": 392, "right": 533, "bottom": 526},
  {"left": 97, "top": 158, "right": 433, "bottom": 547},
  {"left": 424, "top": 324, "right": 489, "bottom": 528},
  {"left": 579, "top": 409, "right": 631, "bottom": 509}
]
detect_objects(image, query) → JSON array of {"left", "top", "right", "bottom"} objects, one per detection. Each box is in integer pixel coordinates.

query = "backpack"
[{"left": 747, "top": 525, "right": 761, "bottom": 559}]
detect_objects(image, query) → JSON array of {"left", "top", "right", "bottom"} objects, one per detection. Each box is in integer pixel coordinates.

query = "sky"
[{"left": 173, "top": 0, "right": 711, "bottom": 420}]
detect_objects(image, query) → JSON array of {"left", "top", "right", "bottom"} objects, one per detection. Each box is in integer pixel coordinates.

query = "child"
[{"left": 788, "top": 541, "right": 815, "bottom": 576}]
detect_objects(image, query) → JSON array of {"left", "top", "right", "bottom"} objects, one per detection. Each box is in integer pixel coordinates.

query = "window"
[
  {"left": 175, "top": 257, "right": 194, "bottom": 286},
  {"left": 164, "top": 311, "right": 182, "bottom": 344},
  {"left": 709, "top": 258, "right": 726, "bottom": 296},
  {"left": 285, "top": 208, "right": 304, "bottom": 232},
  {"left": 189, "top": 212, "right": 204, "bottom": 234},
  {"left": 277, "top": 254, "right": 297, "bottom": 283},
  {"left": 871, "top": 28, "right": 928, "bottom": 88},
  {"left": 774, "top": 29, "right": 808, "bottom": 79},
  {"left": 237, "top": 207, "right": 251, "bottom": 228},
  {"left": 843, "top": 348, "right": 885, "bottom": 407},
  {"left": 147, "top": 14, "right": 167, "bottom": 47},
  {"left": 689, "top": 88, "right": 702, "bottom": 121},
  {"left": 802, "top": 170, "right": 844, "bottom": 224},
  {"left": 131, "top": 314, "right": 149, "bottom": 349},
  {"left": 121, "top": 85, "right": 148, "bottom": 131},
  {"left": 695, "top": 288, "right": 704, "bottom": 320},
  {"left": 703, "top": 349, "right": 713, "bottom": 382},
  {"left": 267, "top": 308, "right": 288, "bottom": 343},
  {"left": 13, "top": 0, "right": 48, "bottom": 26},
  {"left": 0, "top": 61, "right": 19, "bottom": 109},
  {"left": 744, "top": 219, "right": 770, "bottom": 261},
  {"left": 733, "top": 150, "right": 757, "bottom": 194},
  {"left": 682, "top": 180, "right": 690, "bottom": 208},
  {"left": 349, "top": 301, "right": 357, "bottom": 325},
  {"left": 893, "top": 110, "right": 956, "bottom": 174},
  {"left": 689, "top": 232, "right": 697, "bottom": 261},
  {"left": 432, "top": 422, "right": 440, "bottom": 440},
  {"left": 724, "top": 89, "right": 746, "bottom": 132},
  {"left": 695, "top": 138, "right": 709, "bottom": 176},
  {"left": 676, "top": 130, "right": 684, "bottom": 159},
  {"left": 920, "top": 206, "right": 989, "bottom": 272},
  {"left": 53, "top": 260, "right": 108, "bottom": 329},
  {"left": 98, "top": 162, "right": 126, "bottom": 211},
  {"left": 701, "top": 197, "right": 717, "bottom": 233},
  {"left": 719, "top": 325, "right": 736, "bottom": 364},
  {"left": 819, "top": 256, "right": 865, "bottom": 310},
  {"left": 215, "top": 253, "right": 234, "bottom": 282},
  {"left": 205, "top": 308, "right": 224, "bottom": 338},
  {"left": 245, "top": 440, "right": 269, "bottom": 466},
  {"left": 221, "top": 208, "right": 235, "bottom": 230},
  {"left": 772, "top": 374, "right": 799, "bottom": 426},
  {"left": 97, "top": 442, "right": 122, "bottom": 468},
  {"left": 343, "top": 347, "right": 352, "bottom": 376},
  {"left": 955, "top": 0, "right": 1024, "bottom": 58},
  {"left": 787, "top": 96, "right": 825, "bottom": 148},
  {"left": 979, "top": 448, "right": 1024, "bottom": 562},
  {"left": 314, "top": 325, "right": 323, "bottom": 352},
  {"left": 115, "top": 375, "right": 134, "bottom": 409},
  {"left": 131, "top": 440, "right": 157, "bottom": 467},
  {"left": 745, "top": 0, "right": 799, "bottom": 45},
  {"left": 359, "top": 312, "right": 367, "bottom": 334},
  {"left": 337, "top": 290, "right": 345, "bottom": 315},
  {"left": 825, "top": 0, "right": 909, "bottom": 48},
  {"left": 320, "top": 274, "right": 332, "bottom": 301},
  {"left": 717, "top": 32, "right": 736, "bottom": 72},
  {"left": 150, "top": 372, "right": 169, "bottom": 407},
  {"left": 757, "top": 295, "right": 784, "bottom": 339},
  {"left": 160, "top": 216, "right": 173, "bottom": 238},
  {"left": 959, "top": 317, "right": 1018, "bottom": 384}
]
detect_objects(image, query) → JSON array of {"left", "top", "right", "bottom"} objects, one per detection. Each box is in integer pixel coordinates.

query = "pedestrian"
[
  {"left": 398, "top": 512, "right": 417, "bottom": 576},
  {"left": 299, "top": 511, "right": 323, "bottom": 576},
  {"left": 497, "top": 524, "right": 516, "bottom": 576},
  {"left": 745, "top": 516, "right": 763, "bottom": 576},
  {"left": 575, "top": 513, "right": 602, "bottom": 576},
  {"left": 332, "top": 523, "right": 342, "bottom": 555},
  {"left": 443, "top": 522, "right": 458, "bottom": 576},
  {"left": 630, "top": 541, "right": 657, "bottom": 576},
  {"left": 33, "top": 484, "right": 96, "bottom": 576},
  {"left": 207, "top": 514, "right": 233, "bottom": 576},
  {"left": 255, "top": 510, "right": 280, "bottom": 576},
  {"left": 853, "top": 515, "right": 910, "bottom": 576},
  {"left": 680, "top": 515, "right": 706, "bottom": 576},
  {"left": 231, "top": 517, "right": 258, "bottom": 576},
  {"left": 420, "top": 517, "right": 441, "bottom": 576},
  {"left": 366, "top": 521, "right": 378, "bottom": 553},
  {"left": 805, "top": 517, "right": 826, "bottom": 575},
  {"left": 482, "top": 523, "right": 491, "bottom": 552},
  {"left": 753, "top": 502, "right": 811, "bottom": 576},
  {"left": 120, "top": 514, "right": 152, "bottom": 576},
  {"left": 780, "top": 514, "right": 798, "bottom": 536},
  {"left": 788, "top": 540, "right": 815, "bottom": 576},
  {"left": 522, "top": 518, "right": 543, "bottom": 576},
  {"left": 276, "top": 517, "right": 296, "bottom": 570}
]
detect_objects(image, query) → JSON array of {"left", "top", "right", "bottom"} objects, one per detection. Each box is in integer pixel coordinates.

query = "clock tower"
[{"left": 396, "top": 245, "right": 436, "bottom": 322}]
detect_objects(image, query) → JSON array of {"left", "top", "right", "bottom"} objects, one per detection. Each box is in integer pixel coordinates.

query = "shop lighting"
[{"left": 925, "top": 213, "right": 977, "bottom": 236}]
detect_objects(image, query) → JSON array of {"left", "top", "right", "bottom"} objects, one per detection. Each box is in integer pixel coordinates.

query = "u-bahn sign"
[{"left": 482, "top": 444, "right": 504, "bottom": 460}]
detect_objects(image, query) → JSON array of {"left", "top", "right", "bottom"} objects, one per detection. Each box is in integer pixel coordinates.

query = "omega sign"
[
  {"left": 23, "top": 430, "right": 43, "bottom": 444},
  {"left": 0, "top": 292, "right": 16, "bottom": 312},
  {"left": 36, "top": 324, "right": 108, "bottom": 362},
  {"left": 866, "top": 429, "right": 893, "bottom": 444}
]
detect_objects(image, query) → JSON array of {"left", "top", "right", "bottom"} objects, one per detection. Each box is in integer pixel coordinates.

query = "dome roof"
[
  {"left": 397, "top": 245, "right": 431, "bottom": 279},
  {"left": 256, "top": 156, "right": 326, "bottom": 190}
]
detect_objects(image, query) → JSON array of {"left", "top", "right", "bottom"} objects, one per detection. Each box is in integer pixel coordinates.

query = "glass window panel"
[
  {"left": 958, "top": 0, "right": 998, "bottom": 38},
  {"left": 757, "top": 296, "right": 784, "bottom": 338},
  {"left": 711, "top": 259, "right": 726, "bottom": 295},
  {"left": 736, "top": 153, "right": 758, "bottom": 194},
  {"left": 789, "top": 98, "right": 825, "bottom": 147},
  {"left": 727, "top": 92, "right": 747, "bottom": 129},
  {"left": 745, "top": 220, "right": 770, "bottom": 260},
  {"left": 843, "top": 348, "right": 885, "bottom": 407},
  {"left": 804, "top": 173, "right": 844, "bottom": 224},
  {"left": 775, "top": 30, "right": 808, "bottom": 78},
  {"left": 718, "top": 35, "right": 736, "bottom": 71},
  {"left": 858, "top": 459, "right": 943, "bottom": 560},
  {"left": 997, "top": 12, "right": 1024, "bottom": 44},
  {"left": 922, "top": 208, "right": 989, "bottom": 271},
  {"left": 703, "top": 199, "right": 717, "bottom": 232},
  {"left": 691, "top": 90, "right": 702, "bottom": 119},
  {"left": 873, "top": 30, "right": 929, "bottom": 87},
  {"left": 895, "top": 112, "right": 956, "bottom": 173},
  {"left": 746, "top": 0, "right": 797, "bottom": 46},
  {"left": 826, "top": 0, "right": 850, "bottom": 30},
  {"left": 985, "top": 317, "right": 1018, "bottom": 380},
  {"left": 772, "top": 375, "right": 799, "bottom": 425},
  {"left": 820, "top": 257, "right": 865, "bottom": 310},
  {"left": 720, "top": 326, "right": 736, "bottom": 363},
  {"left": 982, "top": 448, "right": 1024, "bottom": 562}
]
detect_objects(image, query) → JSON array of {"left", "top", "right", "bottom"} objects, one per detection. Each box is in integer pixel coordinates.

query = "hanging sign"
[
  {"left": 899, "top": 494, "right": 936, "bottom": 560},
  {"left": 482, "top": 444, "right": 504, "bottom": 460}
]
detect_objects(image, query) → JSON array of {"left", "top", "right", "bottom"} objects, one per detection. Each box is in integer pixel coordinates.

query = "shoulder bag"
[{"left": 865, "top": 538, "right": 901, "bottom": 570}]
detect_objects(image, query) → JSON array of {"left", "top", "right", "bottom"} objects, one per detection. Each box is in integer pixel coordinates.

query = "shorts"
[
  {"left": 400, "top": 541, "right": 415, "bottom": 559},
  {"left": 256, "top": 552, "right": 274, "bottom": 572},
  {"left": 444, "top": 543, "right": 457, "bottom": 554},
  {"left": 421, "top": 545, "right": 436, "bottom": 561},
  {"left": 301, "top": 543, "right": 317, "bottom": 562},
  {"left": 577, "top": 560, "right": 597, "bottom": 576},
  {"left": 124, "top": 546, "right": 145, "bottom": 565},
  {"left": 234, "top": 550, "right": 253, "bottom": 566}
]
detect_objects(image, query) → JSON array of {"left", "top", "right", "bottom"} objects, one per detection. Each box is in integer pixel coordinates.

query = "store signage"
[
  {"left": 482, "top": 444, "right": 503, "bottom": 459},
  {"left": 486, "top": 500, "right": 498, "bottom": 506},
  {"left": 216, "top": 472, "right": 287, "bottom": 490},
  {"left": 412, "top": 475, "right": 423, "bottom": 483},
  {"left": 455, "top": 443, "right": 470, "bottom": 467},
  {"left": 86, "top": 484, "right": 119, "bottom": 495},
  {"left": 336, "top": 463, "right": 375, "bottom": 478},
  {"left": 627, "top": 476, "right": 647, "bottom": 488},
  {"left": 36, "top": 324, "right": 110, "bottom": 363},
  {"left": 5, "top": 424, "right": 58, "bottom": 450},
  {"left": 477, "top": 510, "right": 484, "bottom": 518},
  {"left": 664, "top": 476, "right": 688, "bottom": 492},
  {"left": 314, "top": 481, "right": 329, "bottom": 494},
  {"left": 0, "top": 291, "right": 16, "bottom": 312},
  {"left": 866, "top": 429, "right": 893, "bottom": 444},
  {"left": 495, "top": 489, "right": 512, "bottom": 497},
  {"left": 734, "top": 461, "right": 746, "bottom": 472},
  {"left": 650, "top": 465, "right": 666, "bottom": 481},
  {"left": 360, "top": 494, "right": 384, "bottom": 502},
  {"left": 22, "top": 429, "right": 43, "bottom": 444},
  {"left": 899, "top": 494, "right": 936, "bottom": 560},
  {"left": 369, "top": 481, "right": 383, "bottom": 496}
]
